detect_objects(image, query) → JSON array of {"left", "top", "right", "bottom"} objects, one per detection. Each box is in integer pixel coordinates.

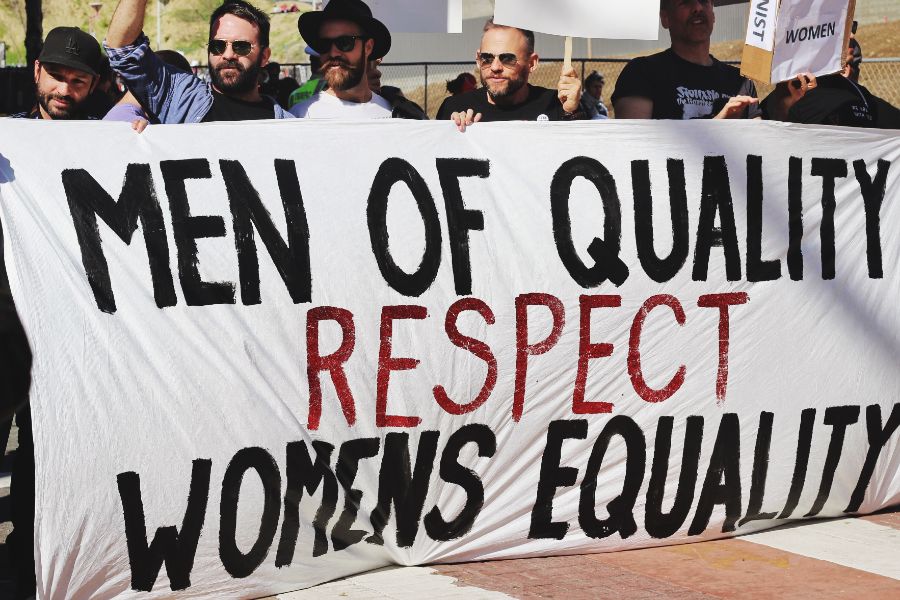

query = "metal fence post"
[{"left": 424, "top": 63, "right": 429, "bottom": 115}]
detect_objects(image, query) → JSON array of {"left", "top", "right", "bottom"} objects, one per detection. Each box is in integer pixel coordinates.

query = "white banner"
[
  {"left": 354, "top": 0, "right": 463, "bottom": 33},
  {"left": 1, "top": 119, "right": 899, "bottom": 598},
  {"left": 771, "top": 0, "right": 849, "bottom": 82},
  {"left": 493, "top": 0, "right": 659, "bottom": 40}
]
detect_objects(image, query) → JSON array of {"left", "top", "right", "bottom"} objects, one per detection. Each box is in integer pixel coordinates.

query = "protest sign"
[
  {"left": 361, "top": 0, "right": 462, "bottom": 33},
  {"left": 742, "top": 0, "right": 856, "bottom": 84},
  {"left": 493, "top": 0, "right": 659, "bottom": 41},
  {"left": 1, "top": 119, "right": 899, "bottom": 598}
]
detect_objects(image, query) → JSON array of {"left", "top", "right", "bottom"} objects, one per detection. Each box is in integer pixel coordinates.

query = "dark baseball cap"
[{"left": 37, "top": 27, "right": 103, "bottom": 77}]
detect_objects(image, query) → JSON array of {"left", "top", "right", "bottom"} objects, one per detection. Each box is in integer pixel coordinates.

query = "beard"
[
  {"left": 481, "top": 70, "right": 527, "bottom": 102},
  {"left": 321, "top": 54, "right": 366, "bottom": 92},
  {"left": 37, "top": 89, "right": 82, "bottom": 119},
  {"left": 210, "top": 57, "right": 263, "bottom": 95}
]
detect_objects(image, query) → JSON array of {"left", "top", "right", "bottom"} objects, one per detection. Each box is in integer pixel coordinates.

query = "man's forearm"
[{"left": 107, "top": 0, "right": 149, "bottom": 48}]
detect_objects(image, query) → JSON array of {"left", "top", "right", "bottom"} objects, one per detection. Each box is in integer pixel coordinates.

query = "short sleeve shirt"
[
  {"left": 612, "top": 49, "right": 761, "bottom": 120},
  {"left": 436, "top": 85, "right": 568, "bottom": 122},
  {"left": 786, "top": 74, "right": 877, "bottom": 127},
  {"left": 289, "top": 91, "right": 392, "bottom": 119}
]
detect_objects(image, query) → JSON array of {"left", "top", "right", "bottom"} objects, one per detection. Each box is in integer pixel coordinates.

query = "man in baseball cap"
[
  {"left": 290, "top": 0, "right": 394, "bottom": 118},
  {"left": 12, "top": 26, "right": 103, "bottom": 119}
]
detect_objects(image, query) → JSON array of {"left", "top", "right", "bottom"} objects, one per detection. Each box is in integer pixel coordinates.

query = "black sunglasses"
[
  {"left": 312, "top": 35, "right": 368, "bottom": 54},
  {"left": 477, "top": 52, "right": 519, "bottom": 68},
  {"left": 208, "top": 39, "right": 255, "bottom": 56}
]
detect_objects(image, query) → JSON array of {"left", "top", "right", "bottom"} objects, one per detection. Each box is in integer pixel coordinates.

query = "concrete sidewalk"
[{"left": 273, "top": 509, "right": 900, "bottom": 600}]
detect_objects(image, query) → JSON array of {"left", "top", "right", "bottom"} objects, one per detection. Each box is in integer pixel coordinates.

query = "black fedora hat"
[
  {"left": 37, "top": 27, "right": 103, "bottom": 77},
  {"left": 298, "top": 0, "right": 391, "bottom": 60}
]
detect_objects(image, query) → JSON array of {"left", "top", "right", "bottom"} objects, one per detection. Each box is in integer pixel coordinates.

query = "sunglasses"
[
  {"left": 477, "top": 52, "right": 519, "bottom": 68},
  {"left": 312, "top": 35, "right": 368, "bottom": 54},
  {"left": 208, "top": 39, "right": 255, "bottom": 56}
]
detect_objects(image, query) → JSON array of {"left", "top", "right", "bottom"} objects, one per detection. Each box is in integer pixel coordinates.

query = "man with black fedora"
[
  {"left": 11, "top": 26, "right": 103, "bottom": 119},
  {"left": 289, "top": 0, "right": 393, "bottom": 119}
]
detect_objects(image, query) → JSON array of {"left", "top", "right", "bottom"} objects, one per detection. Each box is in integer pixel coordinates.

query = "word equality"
[{"left": 61, "top": 155, "right": 891, "bottom": 314}]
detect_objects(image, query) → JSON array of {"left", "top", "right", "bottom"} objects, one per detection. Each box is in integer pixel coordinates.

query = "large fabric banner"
[{"left": 1, "top": 119, "right": 898, "bottom": 598}]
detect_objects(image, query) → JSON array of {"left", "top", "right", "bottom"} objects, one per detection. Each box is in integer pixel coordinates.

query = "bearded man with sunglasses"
[
  {"left": 289, "top": 0, "right": 393, "bottom": 119},
  {"left": 436, "top": 19, "right": 583, "bottom": 129},
  {"left": 105, "top": 0, "right": 293, "bottom": 122}
]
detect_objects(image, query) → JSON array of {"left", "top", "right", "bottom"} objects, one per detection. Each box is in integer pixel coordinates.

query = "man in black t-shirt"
[
  {"left": 762, "top": 38, "right": 900, "bottom": 129},
  {"left": 437, "top": 19, "right": 582, "bottom": 129},
  {"left": 763, "top": 73, "right": 879, "bottom": 127},
  {"left": 613, "top": 0, "right": 759, "bottom": 120}
]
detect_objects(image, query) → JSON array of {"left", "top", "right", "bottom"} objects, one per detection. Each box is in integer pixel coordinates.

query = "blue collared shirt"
[{"left": 104, "top": 34, "right": 294, "bottom": 124}]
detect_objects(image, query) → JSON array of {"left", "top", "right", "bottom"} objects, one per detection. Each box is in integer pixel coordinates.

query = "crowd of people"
[
  {"left": 2, "top": 0, "right": 900, "bottom": 596},
  {"left": 10, "top": 0, "right": 900, "bottom": 129}
]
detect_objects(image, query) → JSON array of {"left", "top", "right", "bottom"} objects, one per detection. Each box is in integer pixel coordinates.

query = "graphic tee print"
[{"left": 613, "top": 49, "right": 761, "bottom": 120}]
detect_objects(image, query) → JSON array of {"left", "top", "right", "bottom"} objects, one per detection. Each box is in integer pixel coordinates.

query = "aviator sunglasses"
[
  {"left": 208, "top": 39, "right": 256, "bottom": 56},
  {"left": 312, "top": 35, "right": 368, "bottom": 54},
  {"left": 477, "top": 52, "right": 520, "bottom": 68}
]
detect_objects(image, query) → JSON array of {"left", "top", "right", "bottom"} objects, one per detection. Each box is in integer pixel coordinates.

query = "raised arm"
[{"left": 107, "top": 0, "right": 149, "bottom": 48}]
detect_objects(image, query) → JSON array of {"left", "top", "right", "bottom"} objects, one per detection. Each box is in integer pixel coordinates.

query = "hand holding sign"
[
  {"left": 450, "top": 108, "right": 481, "bottom": 132},
  {"left": 742, "top": 0, "right": 855, "bottom": 83},
  {"left": 558, "top": 37, "right": 582, "bottom": 114},
  {"left": 558, "top": 65, "right": 582, "bottom": 115}
]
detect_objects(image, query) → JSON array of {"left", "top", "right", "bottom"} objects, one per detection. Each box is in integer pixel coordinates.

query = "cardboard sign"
[
  {"left": 1, "top": 119, "right": 899, "bottom": 598},
  {"left": 493, "top": 0, "right": 659, "bottom": 41},
  {"left": 744, "top": 0, "right": 778, "bottom": 51},
  {"left": 742, "top": 0, "right": 856, "bottom": 84},
  {"left": 362, "top": 0, "right": 462, "bottom": 33}
]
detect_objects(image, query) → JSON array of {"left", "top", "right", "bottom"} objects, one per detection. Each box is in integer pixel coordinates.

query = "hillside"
[{"left": 0, "top": 0, "right": 310, "bottom": 65}]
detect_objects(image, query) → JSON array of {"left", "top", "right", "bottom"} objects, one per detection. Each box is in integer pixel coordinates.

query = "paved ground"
[
  {"left": 1, "top": 422, "right": 897, "bottom": 599},
  {"left": 269, "top": 509, "right": 900, "bottom": 600}
]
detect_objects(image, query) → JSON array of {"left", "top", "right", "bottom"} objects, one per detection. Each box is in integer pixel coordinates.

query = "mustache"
[
  {"left": 215, "top": 60, "right": 245, "bottom": 72},
  {"left": 321, "top": 58, "right": 351, "bottom": 71},
  {"left": 49, "top": 93, "right": 74, "bottom": 104}
]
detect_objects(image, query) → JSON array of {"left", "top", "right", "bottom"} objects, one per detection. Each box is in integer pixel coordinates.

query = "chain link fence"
[{"left": 284, "top": 57, "right": 900, "bottom": 119}]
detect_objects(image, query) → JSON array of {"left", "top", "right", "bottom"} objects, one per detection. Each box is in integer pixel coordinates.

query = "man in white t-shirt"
[{"left": 290, "top": 0, "right": 392, "bottom": 119}]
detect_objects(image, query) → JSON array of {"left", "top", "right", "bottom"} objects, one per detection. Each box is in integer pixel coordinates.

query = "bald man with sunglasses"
[
  {"left": 436, "top": 19, "right": 583, "bottom": 129},
  {"left": 105, "top": 0, "right": 294, "bottom": 123}
]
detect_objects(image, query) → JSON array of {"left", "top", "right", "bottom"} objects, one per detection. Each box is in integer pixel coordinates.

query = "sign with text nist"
[{"left": 744, "top": 0, "right": 777, "bottom": 51}]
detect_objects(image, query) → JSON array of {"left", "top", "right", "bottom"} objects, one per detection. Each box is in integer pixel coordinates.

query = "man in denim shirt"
[{"left": 105, "top": 0, "right": 294, "bottom": 122}]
